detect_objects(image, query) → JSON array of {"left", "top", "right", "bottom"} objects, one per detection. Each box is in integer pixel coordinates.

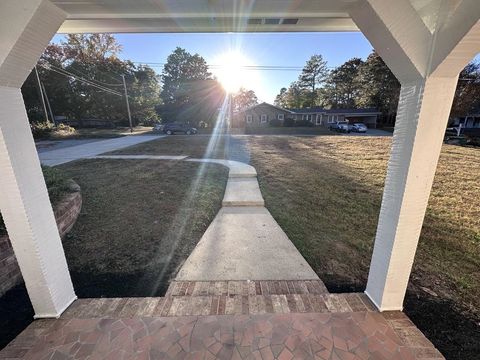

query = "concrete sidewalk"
[
  {"left": 176, "top": 206, "right": 319, "bottom": 281},
  {"left": 176, "top": 158, "right": 319, "bottom": 282},
  {"left": 38, "top": 135, "right": 163, "bottom": 166}
]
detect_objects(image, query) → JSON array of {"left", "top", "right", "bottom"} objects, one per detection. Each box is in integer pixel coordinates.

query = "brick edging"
[{"left": 0, "top": 184, "right": 82, "bottom": 296}]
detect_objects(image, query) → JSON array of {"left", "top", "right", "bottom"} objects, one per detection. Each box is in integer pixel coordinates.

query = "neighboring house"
[
  {"left": 232, "top": 102, "right": 294, "bottom": 128},
  {"left": 451, "top": 111, "right": 480, "bottom": 137},
  {"left": 233, "top": 102, "right": 381, "bottom": 128},
  {"left": 452, "top": 110, "right": 480, "bottom": 130}
]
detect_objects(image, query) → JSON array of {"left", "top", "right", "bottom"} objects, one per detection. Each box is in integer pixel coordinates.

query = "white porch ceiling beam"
[
  {"left": 347, "top": 0, "right": 432, "bottom": 82},
  {"left": 0, "top": 0, "right": 76, "bottom": 318},
  {"left": 57, "top": 17, "right": 358, "bottom": 34},
  {"left": 430, "top": 0, "right": 480, "bottom": 77}
]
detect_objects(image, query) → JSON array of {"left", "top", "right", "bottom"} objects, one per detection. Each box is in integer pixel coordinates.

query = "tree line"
[
  {"left": 274, "top": 52, "right": 480, "bottom": 124},
  {"left": 22, "top": 34, "right": 479, "bottom": 130},
  {"left": 23, "top": 34, "right": 161, "bottom": 128}
]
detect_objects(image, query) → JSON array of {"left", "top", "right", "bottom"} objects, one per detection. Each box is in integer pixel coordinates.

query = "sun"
[{"left": 213, "top": 51, "right": 257, "bottom": 94}]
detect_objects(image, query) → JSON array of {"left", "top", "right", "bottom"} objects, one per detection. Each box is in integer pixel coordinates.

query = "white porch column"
[
  {"left": 0, "top": 0, "right": 76, "bottom": 318},
  {"left": 347, "top": 0, "right": 480, "bottom": 311},
  {"left": 365, "top": 76, "right": 458, "bottom": 310}
]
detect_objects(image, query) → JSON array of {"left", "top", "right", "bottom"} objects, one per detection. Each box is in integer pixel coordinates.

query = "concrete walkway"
[
  {"left": 38, "top": 135, "right": 163, "bottom": 166},
  {"left": 91, "top": 154, "right": 319, "bottom": 281}
]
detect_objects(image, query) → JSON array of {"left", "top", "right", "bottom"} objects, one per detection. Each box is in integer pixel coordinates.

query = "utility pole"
[
  {"left": 121, "top": 75, "right": 133, "bottom": 133},
  {"left": 35, "top": 66, "right": 50, "bottom": 123},
  {"left": 41, "top": 82, "right": 55, "bottom": 126}
]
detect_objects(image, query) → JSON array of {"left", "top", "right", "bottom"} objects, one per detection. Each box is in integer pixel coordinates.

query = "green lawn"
[{"left": 59, "top": 159, "right": 228, "bottom": 297}]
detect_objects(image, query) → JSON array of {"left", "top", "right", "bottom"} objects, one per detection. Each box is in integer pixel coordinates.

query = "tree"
[
  {"left": 158, "top": 47, "right": 224, "bottom": 126},
  {"left": 232, "top": 87, "right": 258, "bottom": 111},
  {"left": 298, "top": 54, "right": 329, "bottom": 106},
  {"left": 21, "top": 34, "right": 160, "bottom": 127},
  {"left": 323, "top": 58, "right": 363, "bottom": 109},
  {"left": 274, "top": 87, "right": 288, "bottom": 108},
  {"left": 355, "top": 51, "right": 401, "bottom": 122},
  {"left": 160, "top": 47, "right": 211, "bottom": 105},
  {"left": 450, "top": 61, "right": 480, "bottom": 119},
  {"left": 273, "top": 82, "right": 309, "bottom": 109}
]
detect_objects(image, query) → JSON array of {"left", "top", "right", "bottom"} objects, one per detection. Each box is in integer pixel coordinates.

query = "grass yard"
[
  {"left": 59, "top": 158, "right": 228, "bottom": 297},
  {"left": 115, "top": 134, "right": 480, "bottom": 358},
  {"left": 244, "top": 136, "right": 480, "bottom": 359}
]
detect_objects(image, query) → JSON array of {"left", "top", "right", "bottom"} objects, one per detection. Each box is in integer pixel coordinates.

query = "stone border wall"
[{"left": 0, "top": 186, "right": 82, "bottom": 296}]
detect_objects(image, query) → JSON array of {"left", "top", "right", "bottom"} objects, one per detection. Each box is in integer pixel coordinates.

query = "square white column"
[
  {"left": 0, "top": 0, "right": 75, "bottom": 318},
  {"left": 365, "top": 76, "right": 458, "bottom": 310}
]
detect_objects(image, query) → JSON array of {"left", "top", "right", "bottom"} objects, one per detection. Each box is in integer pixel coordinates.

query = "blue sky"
[{"left": 54, "top": 32, "right": 375, "bottom": 102}]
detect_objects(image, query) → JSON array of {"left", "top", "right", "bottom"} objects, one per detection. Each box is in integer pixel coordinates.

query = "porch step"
[
  {"left": 165, "top": 280, "right": 328, "bottom": 297},
  {"left": 60, "top": 293, "right": 376, "bottom": 319}
]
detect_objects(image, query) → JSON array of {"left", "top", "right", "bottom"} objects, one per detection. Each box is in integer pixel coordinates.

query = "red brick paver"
[{"left": 1, "top": 311, "right": 443, "bottom": 359}]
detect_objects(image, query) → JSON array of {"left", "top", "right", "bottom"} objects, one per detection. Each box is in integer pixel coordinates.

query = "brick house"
[
  {"left": 233, "top": 102, "right": 381, "bottom": 128},
  {"left": 232, "top": 102, "right": 294, "bottom": 128}
]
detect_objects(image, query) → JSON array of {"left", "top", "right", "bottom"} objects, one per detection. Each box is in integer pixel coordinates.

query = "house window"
[
  {"left": 261, "top": 114, "right": 267, "bottom": 123},
  {"left": 316, "top": 114, "right": 322, "bottom": 125},
  {"left": 328, "top": 115, "right": 334, "bottom": 123},
  {"left": 246, "top": 115, "right": 253, "bottom": 123},
  {"left": 278, "top": 113, "right": 284, "bottom": 120},
  {"left": 302, "top": 114, "right": 313, "bottom": 121}
]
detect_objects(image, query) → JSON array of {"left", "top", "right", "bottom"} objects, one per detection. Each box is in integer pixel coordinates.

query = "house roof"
[
  {"left": 237, "top": 102, "right": 295, "bottom": 114},
  {"left": 288, "top": 107, "right": 381, "bottom": 114}
]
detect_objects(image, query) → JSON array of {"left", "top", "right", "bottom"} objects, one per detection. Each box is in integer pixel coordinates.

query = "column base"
[{"left": 33, "top": 296, "right": 77, "bottom": 319}]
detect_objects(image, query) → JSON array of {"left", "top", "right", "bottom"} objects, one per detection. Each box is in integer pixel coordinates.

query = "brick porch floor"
[{"left": 0, "top": 281, "right": 444, "bottom": 359}]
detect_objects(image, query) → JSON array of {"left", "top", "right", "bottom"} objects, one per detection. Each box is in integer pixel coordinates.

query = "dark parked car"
[{"left": 163, "top": 123, "right": 197, "bottom": 135}]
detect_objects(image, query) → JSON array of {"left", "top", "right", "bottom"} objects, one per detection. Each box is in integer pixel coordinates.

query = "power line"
[
  {"left": 47, "top": 63, "right": 124, "bottom": 90},
  {"left": 41, "top": 64, "right": 123, "bottom": 96},
  {"left": 65, "top": 62, "right": 124, "bottom": 86},
  {"left": 132, "top": 61, "right": 336, "bottom": 71}
]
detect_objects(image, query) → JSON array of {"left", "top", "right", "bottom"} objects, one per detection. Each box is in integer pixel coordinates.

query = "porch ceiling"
[{"left": 51, "top": 0, "right": 358, "bottom": 33}]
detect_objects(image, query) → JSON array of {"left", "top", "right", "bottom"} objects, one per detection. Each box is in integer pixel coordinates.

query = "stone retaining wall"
[{"left": 0, "top": 187, "right": 81, "bottom": 296}]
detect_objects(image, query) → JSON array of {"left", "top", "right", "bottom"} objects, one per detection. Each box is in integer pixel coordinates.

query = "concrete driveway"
[
  {"left": 342, "top": 129, "right": 393, "bottom": 137},
  {"left": 38, "top": 135, "right": 164, "bottom": 166}
]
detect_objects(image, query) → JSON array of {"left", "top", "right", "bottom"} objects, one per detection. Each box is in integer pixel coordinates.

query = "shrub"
[
  {"left": 53, "top": 123, "right": 76, "bottom": 136},
  {"left": 269, "top": 119, "right": 283, "bottom": 127},
  {"left": 30, "top": 122, "right": 76, "bottom": 139},
  {"left": 30, "top": 121, "right": 54, "bottom": 139},
  {"left": 284, "top": 118, "right": 296, "bottom": 127},
  {"left": 295, "top": 120, "right": 314, "bottom": 127}
]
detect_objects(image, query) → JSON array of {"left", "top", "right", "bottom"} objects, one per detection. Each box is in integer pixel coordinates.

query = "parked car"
[
  {"left": 351, "top": 123, "right": 368, "bottom": 133},
  {"left": 163, "top": 123, "right": 198, "bottom": 135},
  {"left": 329, "top": 121, "right": 351, "bottom": 133},
  {"left": 152, "top": 123, "right": 164, "bottom": 132}
]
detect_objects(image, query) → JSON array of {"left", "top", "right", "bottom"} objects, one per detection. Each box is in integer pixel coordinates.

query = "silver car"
[{"left": 352, "top": 123, "right": 368, "bottom": 133}]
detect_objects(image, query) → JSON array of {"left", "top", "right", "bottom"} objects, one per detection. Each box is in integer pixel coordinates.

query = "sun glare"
[{"left": 214, "top": 51, "right": 257, "bottom": 93}]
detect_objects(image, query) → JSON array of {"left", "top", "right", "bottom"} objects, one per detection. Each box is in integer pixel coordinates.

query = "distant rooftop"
[{"left": 288, "top": 107, "right": 381, "bottom": 114}]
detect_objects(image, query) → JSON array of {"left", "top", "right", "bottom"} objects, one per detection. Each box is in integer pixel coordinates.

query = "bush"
[
  {"left": 54, "top": 123, "right": 76, "bottom": 136},
  {"left": 295, "top": 120, "right": 314, "bottom": 127},
  {"left": 30, "top": 122, "right": 76, "bottom": 139},
  {"left": 269, "top": 119, "right": 283, "bottom": 127},
  {"left": 30, "top": 121, "right": 54, "bottom": 139},
  {"left": 284, "top": 118, "right": 296, "bottom": 127}
]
